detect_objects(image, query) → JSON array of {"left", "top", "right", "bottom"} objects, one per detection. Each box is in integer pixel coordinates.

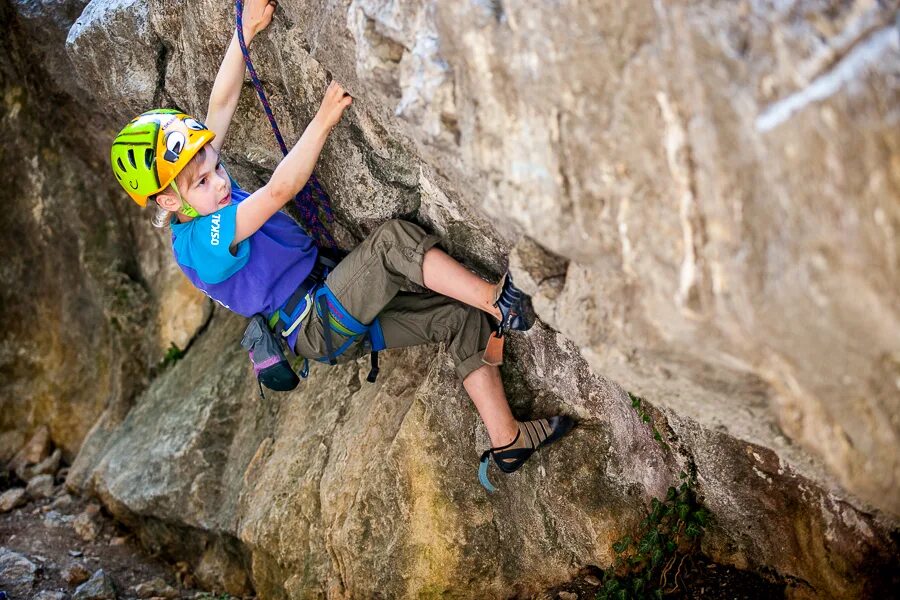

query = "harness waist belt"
[{"left": 269, "top": 253, "right": 336, "bottom": 337}]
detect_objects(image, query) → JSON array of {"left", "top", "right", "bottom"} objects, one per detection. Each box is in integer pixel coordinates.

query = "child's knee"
[{"left": 370, "top": 219, "right": 427, "bottom": 249}]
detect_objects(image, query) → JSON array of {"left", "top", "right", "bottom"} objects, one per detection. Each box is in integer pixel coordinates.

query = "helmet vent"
[
  {"left": 116, "top": 157, "right": 126, "bottom": 173},
  {"left": 127, "top": 148, "right": 136, "bottom": 169},
  {"left": 144, "top": 148, "right": 154, "bottom": 169}
]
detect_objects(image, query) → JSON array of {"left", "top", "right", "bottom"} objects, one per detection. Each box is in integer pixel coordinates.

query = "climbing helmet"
[{"left": 110, "top": 109, "right": 215, "bottom": 207}]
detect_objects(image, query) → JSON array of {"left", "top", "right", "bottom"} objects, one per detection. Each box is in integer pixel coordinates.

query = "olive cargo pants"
[{"left": 293, "top": 219, "right": 493, "bottom": 380}]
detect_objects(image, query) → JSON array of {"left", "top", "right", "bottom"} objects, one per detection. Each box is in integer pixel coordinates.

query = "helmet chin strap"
[{"left": 170, "top": 180, "right": 199, "bottom": 218}]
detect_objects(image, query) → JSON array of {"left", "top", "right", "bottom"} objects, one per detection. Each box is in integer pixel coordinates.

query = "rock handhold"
[
  {"left": 73, "top": 569, "right": 117, "bottom": 600},
  {"left": 0, "top": 488, "right": 27, "bottom": 513}
]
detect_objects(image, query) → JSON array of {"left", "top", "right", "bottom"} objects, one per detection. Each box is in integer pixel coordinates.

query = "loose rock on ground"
[
  {"left": 0, "top": 488, "right": 27, "bottom": 513},
  {"left": 73, "top": 569, "right": 117, "bottom": 600},
  {"left": 26, "top": 474, "right": 56, "bottom": 500}
]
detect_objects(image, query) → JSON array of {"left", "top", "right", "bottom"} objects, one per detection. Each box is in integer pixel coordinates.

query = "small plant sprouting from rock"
[
  {"left": 596, "top": 392, "right": 710, "bottom": 599},
  {"left": 158, "top": 342, "right": 186, "bottom": 369},
  {"left": 628, "top": 392, "right": 668, "bottom": 450},
  {"left": 597, "top": 471, "right": 710, "bottom": 599}
]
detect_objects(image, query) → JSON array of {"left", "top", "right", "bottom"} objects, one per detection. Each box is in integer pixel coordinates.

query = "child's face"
[{"left": 177, "top": 146, "right": 232, "bottom": 217}]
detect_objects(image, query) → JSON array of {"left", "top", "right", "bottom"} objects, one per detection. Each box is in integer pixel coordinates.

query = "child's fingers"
[{"left": 328, "top": 81, "right": 345, "bottom": 100}]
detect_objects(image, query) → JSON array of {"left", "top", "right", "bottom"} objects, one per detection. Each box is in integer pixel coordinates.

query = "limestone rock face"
[
  {"left": 0, "top": 0, "right": 209, "bottom": 462},
  {"left": 1, "top": 0, "right": 898, "bottom": 598}
]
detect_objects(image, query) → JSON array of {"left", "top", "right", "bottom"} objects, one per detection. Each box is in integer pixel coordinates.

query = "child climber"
[{"left": 109, "top": 0, "right": 573, "bottom": 490}]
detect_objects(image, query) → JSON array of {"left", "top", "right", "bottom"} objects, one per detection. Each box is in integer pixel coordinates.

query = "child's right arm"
[{"left": 232, "top": 81, "right": 352, "bottom": 246}]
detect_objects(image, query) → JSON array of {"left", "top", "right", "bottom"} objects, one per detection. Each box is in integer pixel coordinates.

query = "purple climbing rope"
[{"left": 235, "top": 0, "right": 337, "bottom": 249}]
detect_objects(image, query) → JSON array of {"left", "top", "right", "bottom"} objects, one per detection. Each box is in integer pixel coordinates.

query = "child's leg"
[
  {"left": 321, "top": 220, "right": 518, "bottom": 332},
  {"left": 422, "top": 248, "right": 502, "bottom": 321},
  {"left": 461, "top": 363, "right": 518, "bottom": 447},
  {"left": 422, "top": 246, "right": 535, "bottom": 366},
  {"left": 376, "top": 293, "right": 568, "bottom": 456},
  {"left": 374, "top": 293, "right": 515, "bottom": 442},
  {"left": 321, "top": 220, "right": 443, "bottom": 324},
  {"left": 295, "top": 220, "right": 499, "bottom": 365}
]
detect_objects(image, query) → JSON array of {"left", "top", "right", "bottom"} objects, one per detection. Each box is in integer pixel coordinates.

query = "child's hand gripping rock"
[
  {"left": 314, "top": 81, "right": 353, "bottom": 132},
  {"left": 241, "top": 0, "right": 277, "bottom": 42}
]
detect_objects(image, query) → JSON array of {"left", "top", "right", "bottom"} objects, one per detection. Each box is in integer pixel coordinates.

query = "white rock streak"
[{"left": 756, "top": 26, "right": 898, "bottom": 132}]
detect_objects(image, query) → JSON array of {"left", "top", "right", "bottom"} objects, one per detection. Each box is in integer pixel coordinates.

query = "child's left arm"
[{"left": 204, "top": 0, "right": 276, "bottom": 152}]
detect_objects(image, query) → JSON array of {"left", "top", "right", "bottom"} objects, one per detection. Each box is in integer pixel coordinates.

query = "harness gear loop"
[{"left": 235, "top": 0, "right": 337, "bottom": 249}]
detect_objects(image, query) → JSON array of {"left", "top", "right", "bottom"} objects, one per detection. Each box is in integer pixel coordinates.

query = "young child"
[{"left": 109, "top": 0, "right": 573, "bottom": 490}]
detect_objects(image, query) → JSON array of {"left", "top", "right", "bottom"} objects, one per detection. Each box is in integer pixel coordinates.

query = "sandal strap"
[
  {"left": 476, "top": 416, "right": 576, "bottom": 492},
  {"left": 478, "top": 451, "right": 497, "bottom": 493},
  {"left": 491, "top": 447, "right": 535, "bottom": 473},
  {"left": 478, "top": 445, "right": 535, "bottom": 492}
]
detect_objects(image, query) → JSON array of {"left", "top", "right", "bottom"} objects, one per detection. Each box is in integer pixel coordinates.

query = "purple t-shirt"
[{"left": 171, "top": 183, "right": 317, "bottom": 350}]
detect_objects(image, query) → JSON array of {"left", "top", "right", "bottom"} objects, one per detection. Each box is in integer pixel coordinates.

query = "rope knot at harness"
[{"left": 235, "top": 0, "right": 338, "bottom": 249}]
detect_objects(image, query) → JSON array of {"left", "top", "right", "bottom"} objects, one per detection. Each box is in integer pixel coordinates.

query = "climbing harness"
[
  {"left": 258, "top": 253, "right": 385, "bottom": 392},
  {"left": 313, "top": 285, "right": 386, "bottom": 383},
  {"left": 235, "top": 0, "right": 337, "bottom": 249}
]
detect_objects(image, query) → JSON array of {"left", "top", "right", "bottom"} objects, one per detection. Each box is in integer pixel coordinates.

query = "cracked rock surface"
[{"left": 1, "top": 0, "right": 898, "bottom": 598}]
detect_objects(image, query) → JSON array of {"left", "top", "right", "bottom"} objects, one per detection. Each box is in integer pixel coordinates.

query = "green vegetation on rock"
[{"left": 597, "top": 395, "right": 710, "bottom": 599}]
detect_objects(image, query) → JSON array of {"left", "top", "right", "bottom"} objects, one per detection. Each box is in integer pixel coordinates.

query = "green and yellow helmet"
[{"left": 111, "top": 109, "right": 215, "bottom": 207}]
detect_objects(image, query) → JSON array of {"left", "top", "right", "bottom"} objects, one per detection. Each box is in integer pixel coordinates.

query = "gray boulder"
[
  {"left": 73, "top": 569, "right": 117, "bottom": 600},
  {"left": 26, "top": 474, "right": 56, "bottom": 500},
  {"left": 0, "top": 547, "right": 37, "bottom": 589}
]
